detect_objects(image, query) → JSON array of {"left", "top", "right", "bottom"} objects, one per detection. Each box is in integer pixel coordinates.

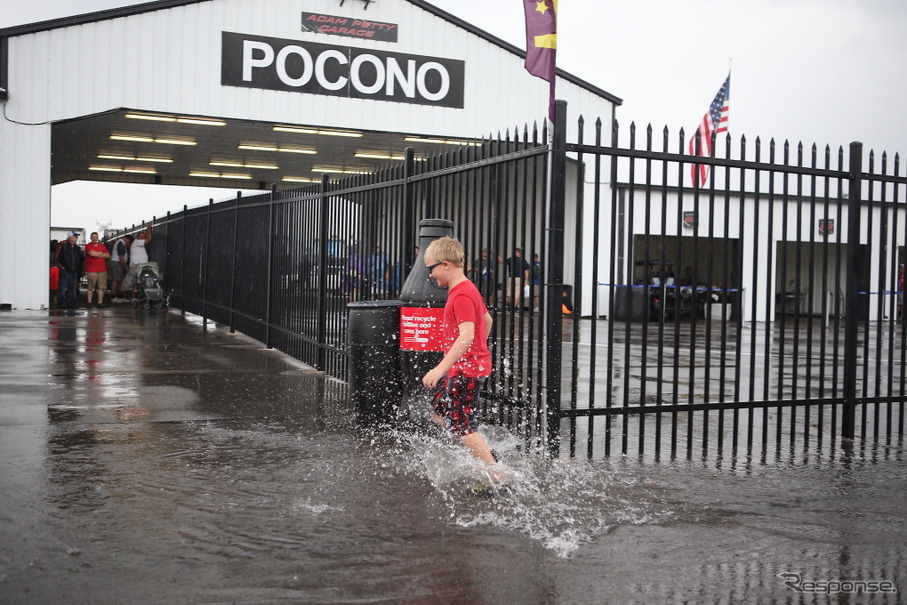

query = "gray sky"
[{"left": 3, "top": 0, "right": 905, "bottom": 232}]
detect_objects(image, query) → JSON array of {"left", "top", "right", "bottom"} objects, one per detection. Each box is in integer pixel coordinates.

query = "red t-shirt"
[
  {"left": 85, "top": 242, "right": 108, "bottom": 273},
  {"left": 443, "top": 280, "right": 492, "bottom": 378}
]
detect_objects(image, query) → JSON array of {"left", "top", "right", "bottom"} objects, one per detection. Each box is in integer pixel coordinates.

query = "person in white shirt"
[
  {"left": 129, "top": 226, "right": 152, "bottom": 266},
  {"left": 121, "top": 226, "right": 153, "bottom": 297}
]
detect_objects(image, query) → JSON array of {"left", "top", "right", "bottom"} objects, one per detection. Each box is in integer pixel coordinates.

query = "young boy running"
[{"left": 420, "top": 236, "right": 502, "bottom": 483}]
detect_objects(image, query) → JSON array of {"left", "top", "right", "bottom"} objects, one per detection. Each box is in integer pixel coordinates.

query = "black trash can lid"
[
  {"left": 347, "top": 299, "right": 403, "bottom": 309},
  {"left": 418, "top": 218, "right": 454, "bottom": 238}
]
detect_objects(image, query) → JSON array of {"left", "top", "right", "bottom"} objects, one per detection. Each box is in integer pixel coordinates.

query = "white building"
[{"left": 0, "top": 0, "right": 620, "bottom": 310}]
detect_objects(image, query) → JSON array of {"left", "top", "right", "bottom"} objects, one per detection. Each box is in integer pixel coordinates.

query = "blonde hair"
[{"left": 425, "top": 236, "right": 465, "bottom": 267}]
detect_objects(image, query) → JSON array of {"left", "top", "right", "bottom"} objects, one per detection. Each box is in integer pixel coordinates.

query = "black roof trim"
[{"left": 0, "top": 0, "right": 621, "bottom": 106}]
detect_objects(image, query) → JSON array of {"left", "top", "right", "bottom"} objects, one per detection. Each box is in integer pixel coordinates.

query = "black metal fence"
[
  {"left": 561, "top": 104, "right": 907, "bottom": 459},
  {"left": 114, "top": 100, "right": 906, "bottom": 459},
  {"left": 121, "top": 123, "right": 555, "bottom": 443}
]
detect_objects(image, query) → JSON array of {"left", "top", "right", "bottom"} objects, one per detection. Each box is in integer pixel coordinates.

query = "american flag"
[{"left": 689, "top": 74, "right": 730, "bottom": 187}]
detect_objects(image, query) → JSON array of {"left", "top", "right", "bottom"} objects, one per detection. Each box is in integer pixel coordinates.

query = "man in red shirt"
[
  {"left": 421, "top": 236, "right": 502, "bottom": 485},
  {"left": 85, "top": 232, "right": 111, "bottom": 308}
]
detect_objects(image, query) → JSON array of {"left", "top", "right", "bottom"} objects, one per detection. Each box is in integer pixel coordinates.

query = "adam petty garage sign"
[{"left": 221, "top": 32, "right": 465, "bottom": 108}]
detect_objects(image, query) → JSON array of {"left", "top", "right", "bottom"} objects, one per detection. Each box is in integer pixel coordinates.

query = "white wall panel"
[{"left": 0, "top": 122, "right": 51, "bottom": 308}]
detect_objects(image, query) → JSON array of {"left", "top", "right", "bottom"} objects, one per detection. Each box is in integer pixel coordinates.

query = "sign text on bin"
[{"left": 400, "top": 307, "right": 446, "bottom": 351}]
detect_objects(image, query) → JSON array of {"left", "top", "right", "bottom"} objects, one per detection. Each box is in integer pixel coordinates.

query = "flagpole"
[
  {"left": 523, "top": 0, "right": 561, "bottom": 452},
  {"left": 544, "top": 98, "right": 567, "bottom": 457}
]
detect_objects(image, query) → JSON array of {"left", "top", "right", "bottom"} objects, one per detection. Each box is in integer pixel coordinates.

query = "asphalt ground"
[{"left": 0, "top": 306, "right": 904, "bottom": 604}]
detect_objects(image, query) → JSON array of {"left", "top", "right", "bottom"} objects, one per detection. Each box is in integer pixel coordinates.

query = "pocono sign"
[{"left": 221, "top": 32, "right": 465, "bottom": 108}]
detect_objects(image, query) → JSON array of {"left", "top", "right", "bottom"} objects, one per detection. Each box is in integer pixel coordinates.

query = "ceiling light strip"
[
  {"left": 98, "top": 154, "right": 173, "bottom": 163},
  {"left": 273, "top": 126, "right": 362, "bottom": 137},
  {"left": 189, "top": 171, "right": 253, "bottom": 180},
  {"left": 354, "top": 152, "right": 406, "bottom": 160},
  {"left": 312, "top": 167, "right": 372, "bottom": 175},
  {"left": 237, "top": 144, "right": 316, "bottom": 154},
  {"left": 110, "top": 135, "right": 196, "bottom": 145},
  {"left": 89, "top": 166, "right": 157, "bottom": 174},
  {"left": 403, "top": 136, "right": 481, "bottom": 147},
  {"left": 176, "top": 118, "right": 226, "bottom": 126},
  {"left": 125, "top": 113, "right": 174, "bottom": 122},
  {"left": 126, "top": 113, "right": 226, "bottom": 126},
  {"left": 210, "top": 161, "right": 278, "bottom": 170}
]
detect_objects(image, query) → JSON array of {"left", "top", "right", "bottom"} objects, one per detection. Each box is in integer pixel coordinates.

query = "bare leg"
[{"left": 460, "top": 432, "right": 504, "bottom": 482}]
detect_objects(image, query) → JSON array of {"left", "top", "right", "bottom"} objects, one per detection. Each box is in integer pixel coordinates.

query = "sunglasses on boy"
[{"left": 425, "top": 260, "right": 449, "bottom": 289}]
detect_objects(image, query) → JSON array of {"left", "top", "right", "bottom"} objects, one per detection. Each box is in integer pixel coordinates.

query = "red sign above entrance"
[
  {"left": 400, "top": 307, "right": 446, "bottom": 351},
  {"left": 301, "top": 12, "right": 399, "bottom": 43}
]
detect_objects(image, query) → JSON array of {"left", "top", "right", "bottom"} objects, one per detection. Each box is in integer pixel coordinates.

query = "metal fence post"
[
  {"left": 162, "top": 212, "right": 169, "bottom": 276},
  {"left": 842, "top": 141, "right": 864, "bottom": 440},
  {"left": 403, "top": 147, "right": 416, "bottom": 280},
  {"left": 545, "top": 99, "right": 568, "bottom": 456},
  {"left": 265, "top": 187, "right": 274, "bottom": 349},
  {"left": 229, "top": 193, "right": 240, "bottom": 334},
  {"left": 202, "top": 199, "right": 212, "bottom": 331},
  {"left": 181, "top": 204, "right": 187, "bottom": 316},
  {"left": 315, "top": 173, "right": 330, "bottom": 371}
]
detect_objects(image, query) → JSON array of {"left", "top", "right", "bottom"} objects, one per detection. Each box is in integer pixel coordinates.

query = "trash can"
[
  {"left": 397, "top": 219, "right": 453, "bottom": 424},
  {"left": 614, "top": 284, "right": 649, "bottom": 322},
  {"left": 347, "top": 299, "right": 403, "bottom": 427}
]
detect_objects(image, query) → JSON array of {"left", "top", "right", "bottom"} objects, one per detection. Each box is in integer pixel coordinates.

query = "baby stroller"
[{"left": 132, "top": 263, "right": 168, "bottom": 310}]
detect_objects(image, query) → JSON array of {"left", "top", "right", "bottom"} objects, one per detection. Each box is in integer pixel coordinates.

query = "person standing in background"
[
  {"left": 130, "top": 226, "right": 152, "bottom": 266},
  {"left": 531, "top": 252, "right": 542, "bottom": 312},
  {"left": 49, "top": 239, "right": 60, "bottom": 308},
  {"left": 110, "top": 234, "right": 132, "bottom": 303},
  {"left": 55, "top": 231, "right": 84, "bottom": 309},
  {"left": 367, "top": 243, "right": 390, "bottom": 299},
  {"left": 471, "top": 248, "right": 499, "bottom": 305},
  {"left": 122, "top": 226, "right": 152, "bottom": 299},
  {"left": 898, "top": 265, "right": 904, "bottom": 320},
  {"left": 84, "top": 232, "right": 111, "bottom": 308},
  {"left": 504, "top": 247, "right": 529, "bottom": 311},
  {"left": 341, "top": 244, "right": 365, "bottom": 302}
]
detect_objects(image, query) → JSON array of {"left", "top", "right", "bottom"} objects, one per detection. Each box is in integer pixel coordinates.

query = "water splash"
[{"left": 394, "top": 425, "right": 675, "bottom": 558}]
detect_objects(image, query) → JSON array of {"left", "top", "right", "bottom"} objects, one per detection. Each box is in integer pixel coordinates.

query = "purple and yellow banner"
[{"left": 523, "top": 0, "right": 558, "bottom": 119}]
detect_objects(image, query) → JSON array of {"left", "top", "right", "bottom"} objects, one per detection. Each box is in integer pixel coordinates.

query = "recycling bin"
[{"left": 347, "top": 299, "right": 403, "bottom": 426}]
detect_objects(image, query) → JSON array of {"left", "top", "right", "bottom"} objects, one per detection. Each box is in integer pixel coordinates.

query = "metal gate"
[
  {"left": 116, "top": 100, "right": 905, "bottom": 459},
  {"left": 554, "top": 101, "right": 907, "bottom": 459}
]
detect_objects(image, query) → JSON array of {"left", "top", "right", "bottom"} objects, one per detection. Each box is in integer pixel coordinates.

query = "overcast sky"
[{"left": 3, "top": 0, "right": 905, "bottom": 232}]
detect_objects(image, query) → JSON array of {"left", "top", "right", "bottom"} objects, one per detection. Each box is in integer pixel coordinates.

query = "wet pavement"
[{"left": 0, "top": 307, "right": 905, "bottom": 604}]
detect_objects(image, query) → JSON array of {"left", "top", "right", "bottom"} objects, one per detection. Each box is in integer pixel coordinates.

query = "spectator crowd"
[{"left": 50, "top": 226, "right": 152, "bottom": 309}]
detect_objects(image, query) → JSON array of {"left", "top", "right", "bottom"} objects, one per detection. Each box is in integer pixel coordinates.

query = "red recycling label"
[{"left": 399, "top": 307, "right": 446, "bottom": 351}]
